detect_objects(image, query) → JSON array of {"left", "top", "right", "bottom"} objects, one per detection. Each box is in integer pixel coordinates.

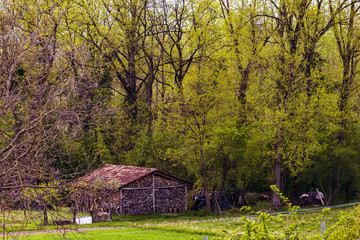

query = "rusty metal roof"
[{"left": 77, "top": 164, "right": 157, "bottom": 188}]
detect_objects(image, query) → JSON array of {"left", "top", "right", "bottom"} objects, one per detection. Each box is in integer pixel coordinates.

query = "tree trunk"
[
  {"left": 327, "top": 166, "right": 343, "bottom": 205},
  {"left": 43, "top": 207, "right": 48, "bottom": 225},
  {"left": 72, "top": 208, "right": 77, "bottom": 224},
  {"left": 146, "top": 68, "right": 155, "bottom": 134},
  {"left": 272, "top": 160, "right": 281, "bottom": 208},
  {"left": 272, "top": 130, "right": 283, "bottom": 208},
  {"left": 125, "top": 70, "right": 137, "bottom": 121},
  {"left": 238, "top": 188, "right": 248, "bottom": 207},
  {"left": 201, "top": 168, "right": 211, "bottom": 213},
  {"left": 238, "top": 64, "right": 250, "bottom": 123},
  {"left": 200, "top": 149, "right": 211, "bottom": 213},
  {"left": 125, "top": 17, "right": 138, "bottom": 121}
]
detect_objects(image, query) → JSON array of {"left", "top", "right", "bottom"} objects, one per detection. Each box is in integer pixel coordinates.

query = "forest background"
[{"left": 1, "top": 0, "right": 360, "bottom": 213}]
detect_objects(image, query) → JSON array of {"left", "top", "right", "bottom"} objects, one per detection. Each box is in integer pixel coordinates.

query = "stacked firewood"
[
  {"left": 155, "top": 188, "right": 185, "bottom": 212},
  {"left": 121, "top": 189, "right": 153, "bottom": 214},
  {"left": 154, "top": 175, "right": 181, "bottom": 187},
  {"left": 126, "top": 175, "right": 152, "bottom": 188}
]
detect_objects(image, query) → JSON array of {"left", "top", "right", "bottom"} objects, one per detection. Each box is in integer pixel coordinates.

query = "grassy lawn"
[
  {"left": 1, "top": 204, "right": 358, "bottom": 239},
  {"left": 109, "top": 205, "right": 355, "bottom": 237},
  {"left": 20, "top": 228, "right": 213, "bottom": 240}
]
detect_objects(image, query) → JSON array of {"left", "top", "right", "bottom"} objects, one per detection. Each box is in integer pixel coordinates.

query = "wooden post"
[
  {"left": 72, "top": 206, "right": 77, "bottom": 224},
  {"left": 321, "top": 221, "right": 325, "bottom": 236},
  {"left": 119, "top": 189, "right": 123, "bottom": 215},
  {"left": 152, "top": 174, "right": 156, "bottom": 213},
  {"left": 287, "top": 215, "right": 289, "bottom": 228}
]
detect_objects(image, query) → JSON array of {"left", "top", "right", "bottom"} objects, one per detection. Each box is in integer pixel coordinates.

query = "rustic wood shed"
[{"left": 76, "top": 164, "right": 192, "bottom": 215}]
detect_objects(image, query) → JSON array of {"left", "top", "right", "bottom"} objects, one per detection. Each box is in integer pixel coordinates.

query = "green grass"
[
  {"left": 114, "top": 205, "right": 357, "bottom": 238},
  {"left": 1, "top": 205, "right": 358, "bottom": 239},
  {"left": 1, "top": 207, "right": 87, "bottom": 225},
  {"left": 21, "top": 228, "right": 213, "bottom": 240}
]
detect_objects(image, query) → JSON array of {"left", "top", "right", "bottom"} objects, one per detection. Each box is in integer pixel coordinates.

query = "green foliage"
[
  {"left": 324, "top": 205, "right": 360, "bottom": 239},
  {"left": 22, "top": 182, "right": 62, "bottom": 206},
  {"left": 2, "top": 0, "right": 360, "bottom": 216},
  {"left": 296, "top": 122, "right": 360, "bottom": 204},
  {"left": 206, "top": 120, "right": 249, "bottom": 191},
  {"left": 214, "top": 187, "right": 330, "bottom": 240}
]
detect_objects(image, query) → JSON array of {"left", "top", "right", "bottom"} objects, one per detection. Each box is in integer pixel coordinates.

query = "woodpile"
[
  {"left": 72, "top": 165, "right": 192, "bottom": 216},
  {"left": 154, "top": 175, "right": 182, "bottom": 186},
  {"left": 126, "top": 175, "right": 153, "bottom": 188},
  {"left": 118, "top": 173, "right": 188, "bottom": 215},
  {"left": 155, "top": 187, "right": 185, "bottom": 213},
  {"left": 121, "top": 189, "right": 153, "bottom": 215},
  {"left": 299, "top": 190, "right": 325, "bottom": 207}
]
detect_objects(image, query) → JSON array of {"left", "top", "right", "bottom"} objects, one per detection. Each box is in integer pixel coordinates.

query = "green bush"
[
  {"left": 324, "top": 205, "right": 360, "bottom": 239},
  {"left": 214, "top": 186, "right": 331, "bottom": 240}
]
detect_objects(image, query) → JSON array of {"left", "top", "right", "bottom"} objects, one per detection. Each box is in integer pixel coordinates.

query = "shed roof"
[{"left": 77, "top": 164, "right": 190, "bottom": 188}]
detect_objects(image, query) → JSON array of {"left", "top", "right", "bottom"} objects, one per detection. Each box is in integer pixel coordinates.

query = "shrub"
[
  {"left": 324, "top": 205, "right": 360, "bottom": 239},
  {"left": 214, "top": 186, "right": 330, "bottom": 240}
]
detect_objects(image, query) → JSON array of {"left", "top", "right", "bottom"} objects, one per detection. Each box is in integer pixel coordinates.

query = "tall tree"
[
  {"left": 331, "top": 0, "right": 360, "bottom": 142},
  {"left": 161, "top": 2, "right": 226, "bottom": 211},
  {"left": 0, "top": 0, "right": 72, "bottom": 209},
  {"left": 219, "top": 0, "right": 271, "bottom": 122},
  {"left": 319, "top": 0, "right": 360, "bottom": 203},
  {"left": 255, "top": 0, "right": 338, "bottom": 207},
  {"left": 154, "top": 0, "right": 218, "bottom": 91},
  {"left": 74, "top": 0, "right": 157, "bottom": 121},
  {"left": 165, "top": 65, "right": 234, "bottom": 213}
]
